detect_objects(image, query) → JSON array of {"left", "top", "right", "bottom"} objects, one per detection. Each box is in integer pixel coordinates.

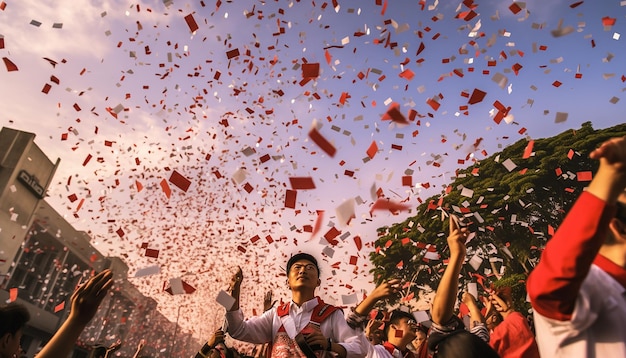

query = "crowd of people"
[{"left": 3, "top": 136, "right": 626, "bottom": 357}]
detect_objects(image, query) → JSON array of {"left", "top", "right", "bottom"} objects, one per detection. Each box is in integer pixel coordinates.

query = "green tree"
[{"left": 369, "top": 122, "right": 626, "bottom": 309}]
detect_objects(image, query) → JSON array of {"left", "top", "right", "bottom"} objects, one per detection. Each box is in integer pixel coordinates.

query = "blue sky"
[{"left": 1, "top": 0, "right": 625, "bottom": 338}]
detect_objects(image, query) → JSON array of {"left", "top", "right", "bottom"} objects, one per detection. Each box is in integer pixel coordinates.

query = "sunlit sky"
[{"left": 2, "top": 0, "right": 626, "bottom": 340}]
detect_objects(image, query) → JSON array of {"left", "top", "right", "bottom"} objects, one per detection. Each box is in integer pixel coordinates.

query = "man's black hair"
[
  {"left": 0, "top": 303, "right": 30, "bottom": 337},
  {"left": 385, "top": 310, "right": 415, "bottom": 337},
  {"left": 433, "top": 330, "right": 499, "bottom": 358},
  {"left": 286, "top": 253, "right": 320, "bottom": 274}
]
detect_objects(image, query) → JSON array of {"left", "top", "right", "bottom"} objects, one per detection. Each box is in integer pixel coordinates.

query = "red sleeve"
[{"left": 527, "top": 191, "right": 616, "bottom": 321}]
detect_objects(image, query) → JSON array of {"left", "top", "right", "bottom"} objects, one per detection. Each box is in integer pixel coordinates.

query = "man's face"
[
  {"left": 287, "top": 260, "right": 320, "bottom": 291},
  {"left": 394, "top": 318, "right": 417, "bottom": 341},
  {"left": 0, "top": 329, "right": 22, "bottom": 358}
]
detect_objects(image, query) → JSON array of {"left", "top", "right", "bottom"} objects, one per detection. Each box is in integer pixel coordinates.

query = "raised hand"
[
  {"left": 263, "top": 290, "right": 277, "bottom": 312},
  {"left": 448, "top": 215, "right": 468, "bottom": 259},
  {"left": 589, "top": 135, "right": 626, "bottom": 167},
  {"left": 230, "top": 266, "right": 243, "bottom": 292},
  {"left": 370, "top": 278, "right": 402, "bottom": 301},
  {"left": 70, "top": 269, "right": 114, "bottom": 325}
]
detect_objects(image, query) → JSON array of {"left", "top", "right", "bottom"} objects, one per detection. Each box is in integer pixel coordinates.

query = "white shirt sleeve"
[
  {"left": 322, "top": 310, "right": 367, "bottom": 358},
  {"left": 225, "top": 308, "right": 276, "bottom": 344}
]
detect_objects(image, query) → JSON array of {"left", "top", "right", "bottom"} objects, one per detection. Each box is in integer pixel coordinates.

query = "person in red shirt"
[
  {"left": 484, "top": 290, "right": 538, "bottom": 358},
  {"left": 527, "top": 135, "right": 626, "bottom": 357}
]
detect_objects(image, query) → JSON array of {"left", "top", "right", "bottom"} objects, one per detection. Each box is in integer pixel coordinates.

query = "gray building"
[{"left": 0, "top": 127, "right": 198, "bottom": 357}]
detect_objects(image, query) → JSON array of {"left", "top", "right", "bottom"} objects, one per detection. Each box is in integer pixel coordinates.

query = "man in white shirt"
[{"left": 225, "top": 253, "right": 364, "bottom": 358}]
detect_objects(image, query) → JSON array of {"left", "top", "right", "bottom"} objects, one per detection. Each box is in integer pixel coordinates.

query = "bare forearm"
[
  {"left": 432, "top": 254, "right": 464, "bottom": 324},
  {"left": 467, "top": 303, "right": 485, "bottom": 324},
  {"left": 230, "top": 287, "right": 241, "bottom": 311},
  {"left": 354, "top": 294, "right": 379, "bottom": 316},
  {"left": 36, "top": 317, "right": 86, "bottom": 358}
]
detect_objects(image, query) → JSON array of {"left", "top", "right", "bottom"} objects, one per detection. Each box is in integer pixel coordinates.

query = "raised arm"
[
  {"left": 528, "top": 136, "right": 626, "bottom": 320},
  {"left": 229, "top": 266, "right": 243, "bottom": 311},
  {"left": 488, "top": 291, "right": 513, "bottom": 320},
  {"left": 461, "top": 292, "right": 485, "bottom": 328},
  {"left": 346, "top": 279, "right": 401, "bottom": 332},
  {"left": 224, "top": 266, "right": 274, "bottom": 344},
  {"left": 355, "top": 279, "right": 401, "bottom": 316},
  {"left": 588, "top": 136, "right": 626, "bottom": 203},
  {"left": 37, "top": 270, "right": 113, "bottom": 358},
  {"left": 431, "top": 216, "right": 468, "bottom": 325}
]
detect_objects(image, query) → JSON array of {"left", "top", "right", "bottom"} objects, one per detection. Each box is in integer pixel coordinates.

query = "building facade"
[{"left": 0, "top": 128, "right": 198, "bottom": 357}]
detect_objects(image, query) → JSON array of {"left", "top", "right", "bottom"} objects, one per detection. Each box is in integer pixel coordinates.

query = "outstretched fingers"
[{"left": 590, "top": 136, "right": 626, "bottom": 165}]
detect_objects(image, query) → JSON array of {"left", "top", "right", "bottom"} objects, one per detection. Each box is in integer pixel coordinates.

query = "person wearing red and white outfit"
[
  {"left": 225, "top": 253, "right": 364, "bottom": 358},
  {"left": 527, "top": 135, "right": 626, "bottom": 357},
  {"left": 345, "top": 279, "right": 420, "bottom": 358}
]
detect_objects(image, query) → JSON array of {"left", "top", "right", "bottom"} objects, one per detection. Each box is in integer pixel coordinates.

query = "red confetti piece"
[
  {"left": 285, "top": 189, "right": 297, "bottom": 209},
  {"left": 426, "top": 98, "right": 440, "bottom": 111},
  {"left": 302, "top": 63, "right": 320, "bottom": 78},
  {"left": 9, "top": 287, "right": 17, "bottom": 302},
  {"left": 2, "top": 57, "right": 18, "bottom": 71},
  {"left": 577, "top": 171, "right": 592, "bottom": 181},
  {"left": 602, "top": 16, "right": 616, "bottom": 27},
  {"left": 523, "top": 140, "right": 534, "bottom": 159},
  {"left": 289, "top": 177, "right": 316, "bottom": 190},
  {"left": 308, "top": 126, "right": 337, "bottom": 157},
  {"left": 384, "top": 103, "right": 409, "bottom": 124},
  {"left": 324, "top": 227, "right": 341, "bottom": 245},
  {"left": 468, "top": 88, "right": 486, "bottom": 104},
  {"left": 509, "top": 2, "right": 522, "bottom": 14},
  {"left": 184, "top": 13, "right": 199, "bottom": 33},
  {"left": 54, "top": 301, "right": 65, "bottom": 313},
  {"left": 399, "top": 68, "right": 415, "bottom": 80},
  {"left": 366, "top": 141, "right": 378, "bottom": 159},
  {"left": 226, "top": 48, "right": 240, "bottom": 59},
  {"left": 369, "top": 198, "right": 411, "bottom": 215},
  {"left": 160, "top": 179, "right": 172, "bottom": 199},
  {"left": 82, "top": 154, "right": 92, "bottom": 166},
  {"left": 145, "top": 248, "right": 160, "bottom": 258},
  {"left": 169, "top": 170, "right": 191, "bottom": 192},
  {"left": 310, "top": 210, "right": 324, "bottom": 239}
]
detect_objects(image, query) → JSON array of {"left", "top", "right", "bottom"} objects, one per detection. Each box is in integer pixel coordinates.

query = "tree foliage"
[{"left": 369, "top": 122, "right": 626, "bottom": 308}]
